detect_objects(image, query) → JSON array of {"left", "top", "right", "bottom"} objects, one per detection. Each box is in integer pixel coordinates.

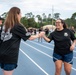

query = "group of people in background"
[
  {"left": 27, "top": 27, "right": 50, "bottom": 42},
  {"left": 0, "top": 6, "right": 76, "bottom": 75},
  {"left": 70, "top": 26, "right": 76, "bottom": 37}
]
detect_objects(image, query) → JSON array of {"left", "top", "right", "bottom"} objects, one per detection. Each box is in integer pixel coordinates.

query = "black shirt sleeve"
[
  {"left": 69, "top": 29, "right": 76, "bottom": 41},
  {"left": 47, "top": 32, "right": 53, "bottom": 42},
  {"left": 13, "top": 25, "right": 31, "bottom": 41}
]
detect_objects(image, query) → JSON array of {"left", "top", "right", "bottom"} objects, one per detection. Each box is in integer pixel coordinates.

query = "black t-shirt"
[
  {"left": 0, "top": 24, "right": 31, "bottom": 64},
  {"left": 0, "top": 25, "right": 3, "bottom": 44},
  {"left": 48, "top": 28, "right": 76, "bottom": 55}
]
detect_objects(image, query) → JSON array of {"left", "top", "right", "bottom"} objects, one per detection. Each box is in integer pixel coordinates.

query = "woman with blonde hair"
[{"left": 0, "top": 7, "right": 39, "bottom": 75}]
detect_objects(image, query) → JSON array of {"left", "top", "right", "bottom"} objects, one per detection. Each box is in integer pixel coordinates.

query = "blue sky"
[{"left": 0, "top": 0, "right": 76, "bottom": 19}]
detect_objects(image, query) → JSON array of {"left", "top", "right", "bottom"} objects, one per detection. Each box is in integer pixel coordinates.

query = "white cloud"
[{"left": 0, "top": 0, "right": 76, "bottom": 19}]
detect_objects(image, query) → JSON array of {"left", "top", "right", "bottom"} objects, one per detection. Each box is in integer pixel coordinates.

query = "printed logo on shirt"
[
  {"left": 25, "top": 32, "right": 31, "bottom": 36},
  {"left": 64, "top": 32, "right": 68, "bottom": 37},
  {"left": 1, "top": 26, "right": 12, "bottom": 42}
]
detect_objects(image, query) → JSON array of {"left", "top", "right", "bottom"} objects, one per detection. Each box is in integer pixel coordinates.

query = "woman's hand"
[
  {"left": 39, "top": 31, "right": 51, "bottom": 42},
  {"left": 39, "top": 31, "right": 45, "bottom": 37},
  {"left": 70, "top": 43, "right": 75, "bottom": 51}
]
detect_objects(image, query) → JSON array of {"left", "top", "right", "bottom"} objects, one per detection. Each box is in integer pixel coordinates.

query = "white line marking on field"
[
  {"left": 72, "top": 67, "right": 76, "bottom": 71},
  {"left": 73, "top": 57, "right": 76, "bottom": 59},
  {"left": 21, "top": 41, "right": 53, "bottom": 58},
  {"left": 20, "top": 49, "right": 49, "bottom": 75},
  {"left": 21, "top": 41, "right": 76, "bottom": 71},
  {"left": 74, "top": 50, "right": 76, "bottom": 53},
  {"left": 27, "top": 40, "right": 76, "bottom": 53},
  {"left": 35, "top": 40, "right": 54, "bottom": 46},
  {"left": 27, "top": 40, "right": 53, "bottom": 50}
]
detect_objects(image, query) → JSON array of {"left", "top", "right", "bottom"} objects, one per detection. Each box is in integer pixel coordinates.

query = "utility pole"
[
  {"left": 52, "top": 5, "right": 54, "bottom": 25},
  {"left": 52, "top": 5, "right": 54, "bottom": 30}
]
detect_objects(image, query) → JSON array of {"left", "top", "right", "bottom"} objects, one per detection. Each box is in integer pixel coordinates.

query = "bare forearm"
[
  {"left": 43, "top": 35, "right": 51, "bottom": 42},
  {"left": 72, "top": 40, "right": 76, "bottom": 46},
  {"left": 70, "top": 40, "right": 76, "bottom": 51},
  {"left": 29, "top": 35, "right": 39, "bottom": 40}
]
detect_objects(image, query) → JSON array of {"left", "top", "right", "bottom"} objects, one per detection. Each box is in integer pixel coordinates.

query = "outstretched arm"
[{"left": 28, "top": 34, "right": 39, "bottom": 40}]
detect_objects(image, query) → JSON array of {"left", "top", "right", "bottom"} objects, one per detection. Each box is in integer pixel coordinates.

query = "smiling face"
[{"left": 55, "top": 19, "right": 64, "bottom": 31}]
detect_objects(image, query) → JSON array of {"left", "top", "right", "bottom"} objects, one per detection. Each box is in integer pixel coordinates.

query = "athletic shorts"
[
  {"left": 0, "top": 63, "right": 17, "bottom": 71},
  {"left": 53, "top": 52, "right": 73, "bottom": 64}
]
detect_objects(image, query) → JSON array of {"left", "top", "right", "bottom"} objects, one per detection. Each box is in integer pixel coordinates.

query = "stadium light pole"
[{"left": 52, "top": 5, "right": 54, "bottom": 30}]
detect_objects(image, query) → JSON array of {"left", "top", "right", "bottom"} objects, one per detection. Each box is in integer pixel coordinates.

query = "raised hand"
[{"left": 39, "top": 31, "right": 45, "bottom": 37}]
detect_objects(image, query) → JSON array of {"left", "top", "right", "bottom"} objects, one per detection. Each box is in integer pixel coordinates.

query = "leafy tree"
[
  {"left": 1, "top": 12, "right": 7, "bottom": 19},
  {"left": 25, "top": 12, "right": 34, "bottom": 19},
  {"left": 65, "top": 12, "right": 76, "bottom": 28},
  {"left": 27, "top": 18, "right": 36, "bottom": 28},
  {"left": 42, "top": 13, "right": 47, "bottom": 22},
  {"left": 47, "top": 14, "right": 51, "bottom": 24},
  {"left": 54, "top": 13, "right": 60, "bottom": 20},
  {"left": 36, "top": 15, "right": 42, "bottom": 23},
  {"left": 36, "top": 15, "right": 42, "bottom": 27},
  {"left": 21, "top": 17, "right": 28, "bottom": 27},
  {"left": 71, "top": 12, "right": 76, "bottom": 20}
]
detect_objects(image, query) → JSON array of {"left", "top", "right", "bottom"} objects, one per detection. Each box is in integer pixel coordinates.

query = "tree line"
[{"left": 1, "top": 12, "right": 76, "bottom": 29}]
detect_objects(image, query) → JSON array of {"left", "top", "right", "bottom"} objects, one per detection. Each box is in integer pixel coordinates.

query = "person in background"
[
  {"left": 70, "top": 26, "right": 76, "bottom": 38},
  {"left": 0, "top": 16, "right": 4, "bottom": 32},
  {"left": 40, "top": 19, "right": 76, "bottom": 75},
  {"left": 44, "top": 27, "right": 49, "bottom": 37},
  {"left": 38, "top": 27, "right": 43, "bottom": 42},
  {"left": 0, "top": 7, "right": 40, "bottom": 75},
  {"left": 70, "top": 26, "right": 75, "bottom": 34}
]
